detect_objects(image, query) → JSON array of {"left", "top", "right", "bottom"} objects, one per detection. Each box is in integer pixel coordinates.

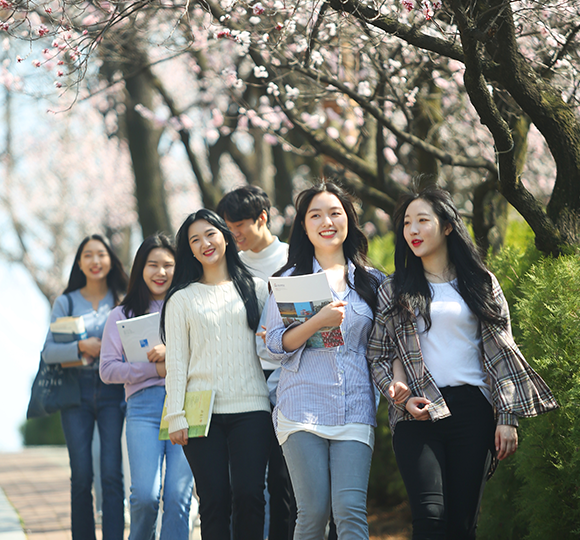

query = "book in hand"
[
  {"left": 269, "top": 272, "right": 344, "bottom": 348},
  {"left": 116, "top": 312, "right": 161, "bottom": 363},
  {"left": 159, "top": 390, "right": 216, "bottom": 440},
  {"left": 50, "top": 316, "right": 88, "bottom": 343}
]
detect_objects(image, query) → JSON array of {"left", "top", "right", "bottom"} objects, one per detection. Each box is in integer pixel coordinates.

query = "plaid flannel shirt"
[{"left": 367, "top": 272, "right": 558, "bottom": 434}]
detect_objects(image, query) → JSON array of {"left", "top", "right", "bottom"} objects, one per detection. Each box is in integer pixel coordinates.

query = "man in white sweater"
[{"left": 217, "top": 185, "right": 292, "bottom": 540}]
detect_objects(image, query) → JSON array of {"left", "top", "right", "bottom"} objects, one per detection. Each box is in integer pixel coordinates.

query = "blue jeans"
[
  {"left": 60, "top": 369, "right": 125, "bottom": 540},
  {"left": 183, "top": 411, "right": 272, "bottom": 540},
  {"left": 282, "top": 432, "right": 372, "bottom": 540},
  {"left": 126, "top": 386, "right": 193, "bottom": 540}
]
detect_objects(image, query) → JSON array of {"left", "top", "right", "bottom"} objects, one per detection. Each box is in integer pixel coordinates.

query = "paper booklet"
[
  {"left": 269, "top": 272, "right": 344, "bottom": 348},
  {"left": 158, "top": 390, "right": 216, "bottom": 440},
  {"left": 116, "top": 312, "right": 162, "bottom": 363},
  {"left": 50, "top": 316, "right": 88, "bottom": 343}
]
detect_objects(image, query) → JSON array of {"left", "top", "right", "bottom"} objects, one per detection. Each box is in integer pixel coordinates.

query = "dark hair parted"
[
  {"left": 160, "top": 209, "right": 261, "bottom": 341},
  {"left": 216, "top": 185, "right": 271, "bottom": 225},
  {"left": 121, "top": 234, "right": 176, "bottom": 319},
  {"left": 391, "top": 184, "right": 506, "bottom": 329},
  {"left": 274, "top": 181, "right": 381, "bottom": 314},
  {"left": 64, "top": 234, "right": 128, "bottom": 306}
]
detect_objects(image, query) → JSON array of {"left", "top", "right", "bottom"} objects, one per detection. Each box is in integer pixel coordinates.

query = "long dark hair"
[
  {"left": 275, "top": 182, "right": 381, "bottom": 314},
  {"left": 160, "top": 209, "right": 261, "bottom": 341},
  {"left": 391, "top": 184, "right": 506, "bottom": 329},
  {"left": 63, "top": 234, "right": 128, "bottom": 306},
  {"left": 120, "top": 234, "right": 176, "bottom": 318}
]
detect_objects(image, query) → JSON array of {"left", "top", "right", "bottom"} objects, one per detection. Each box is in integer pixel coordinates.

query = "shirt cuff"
[
  {"left": 167, "top": 413, "right": 189, "bottom": 434},
  {"left": 497, "top": 412, "right": 519, "bottom": 427}
]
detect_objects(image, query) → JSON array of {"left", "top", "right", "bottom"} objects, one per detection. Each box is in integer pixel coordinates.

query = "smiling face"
[
  {"left": 188, "top": 219, "right": 228, "bottom": 271},
  {"left": 403, "top": 198, "right": 452, "bottom": 263},
  {"left": 225, "top": 210, "right": 270, "bottom": 253},
  {"left": 303, "top": 192, "right": 348, "bottom": 256},
  {"left": 78, "top": 239, "right": 111, "bottom": 283},
  {"left": 142, "top": 247, "right": 175, "bottom": 301}
]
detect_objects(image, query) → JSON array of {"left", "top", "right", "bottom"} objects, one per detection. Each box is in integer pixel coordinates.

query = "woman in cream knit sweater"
[{"left": 161, "top": 209, "right": 270, "bottom": 540}]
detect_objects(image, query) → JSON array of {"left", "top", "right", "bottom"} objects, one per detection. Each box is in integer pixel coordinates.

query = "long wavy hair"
[
  {"left": 120, "top": 234, "right": 176, "bottom": 318},
  {"left": 274, "top": 181, "right": 381, "bottom": 314},
  {"left": 160, "top": 209, "right": 260, "bottom": 340},
  {"left": 391, "top": 184, "right": 506, "bottom": 329},
  {"left": 63, "top": 234, "right": 128, "bottom": 306}
]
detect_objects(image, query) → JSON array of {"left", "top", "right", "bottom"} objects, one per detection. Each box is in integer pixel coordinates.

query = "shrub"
[
  {"left": 20, "top": 412, "right": 66, "bottom": 445},
  {"left": 479, "top": 253, "right": 580, "bottom": 538}
]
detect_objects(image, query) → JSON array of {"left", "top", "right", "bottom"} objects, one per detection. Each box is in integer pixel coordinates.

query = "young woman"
[
  {"left": 265, "top": 182, "right": 385, "bottom": 539},
  {"left": 42, "top": 234, "right": 128, "bottom": 540},
  {"left": 367, "top": 185, "right": 558, "bottom": 539},
  {"left": 161, "top": 209, "right": 271, "bottom": 540},
  {"left": 100, "top": 234, "right": 194, "bottom": 540}
]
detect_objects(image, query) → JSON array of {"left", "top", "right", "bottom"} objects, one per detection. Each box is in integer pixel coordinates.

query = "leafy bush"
[
  {"left": 479, "top": 253, "right": 580, "bottom": 539},
  {"left": 21, "top": 412, "right": 66, "bottom": 446}
]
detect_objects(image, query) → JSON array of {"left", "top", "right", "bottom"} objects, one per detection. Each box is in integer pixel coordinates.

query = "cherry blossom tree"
[{"left": 1, "top": 0, "right": 578, "bottom": 254}]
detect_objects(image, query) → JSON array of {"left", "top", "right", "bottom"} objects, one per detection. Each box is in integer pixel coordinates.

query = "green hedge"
[{"left": 479, "top": 251, "right": 580, "bottom": 538}]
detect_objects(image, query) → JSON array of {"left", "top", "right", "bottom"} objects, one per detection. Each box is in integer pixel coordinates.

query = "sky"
[{"left": 0, "top": 262, "right": 50, "bottom": 452}]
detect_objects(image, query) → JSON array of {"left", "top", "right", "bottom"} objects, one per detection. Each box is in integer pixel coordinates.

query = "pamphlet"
[
  {"left": 269, "top": 272, "right": 344, "bottom": 348},
  {"left": 116, "top": 312, "right": 162, "bottom": 363},
  {"left": 158, "top": 390, "right": 216, "bottom": 440},
  {"left": 50, "top": 316, "right": 87, "bottom": 343}
]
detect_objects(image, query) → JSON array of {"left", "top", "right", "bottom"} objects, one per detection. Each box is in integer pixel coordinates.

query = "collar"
[{"left": 312, "top": 257, "right": 355, "bottom": 282}]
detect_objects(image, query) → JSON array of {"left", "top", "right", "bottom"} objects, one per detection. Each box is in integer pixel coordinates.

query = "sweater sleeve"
[
  {"left": 41, "top": 295, "right": 82, "bottom": 365},
  {"left": 164, "top": 291, "right": 191, "bottom": 434},
  {"left": 99, "top": 306, "right": 160, "bottom": 386}
]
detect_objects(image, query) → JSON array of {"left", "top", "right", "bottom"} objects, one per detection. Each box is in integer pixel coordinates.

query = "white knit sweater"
[{"left": 164, "top": 278, "right": 270, "bottom": 434}]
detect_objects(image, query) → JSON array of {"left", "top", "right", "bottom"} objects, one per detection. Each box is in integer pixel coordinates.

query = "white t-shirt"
[
  {"left": 417, "top": 280, "right": 491, "bottom": 400},
  {"left": 240, "top": 237, "right": 289, "bottom": 370}
]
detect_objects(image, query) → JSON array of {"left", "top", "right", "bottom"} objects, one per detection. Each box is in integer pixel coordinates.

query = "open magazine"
[{"left": 269, "top": 272, "right": 344, "bottom": 348}]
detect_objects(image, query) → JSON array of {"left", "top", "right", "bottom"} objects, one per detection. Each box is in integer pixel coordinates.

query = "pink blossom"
[
  {"left": 0, "top": 0, "right": 11, "bottom": 8},
  {"left": 37, "top": 24, "right": 49, "bottom": 37},
  {"left": 43, "top": 48, "right": 49, "bottom": 54},
  {"left": 275, "top": 22, "right": 284, "bottom": 30},
  {"left": 16, "top": 55, "right": 22, "bottom": 63},
  {"left": 57, "top": 60, "right": 64, "bottom": 65},
  {"left": 54, "top": 81, "right": 62, "bottom": 88},
  {"left": 432, "top": 0, "right": 442, "bottom": 9},
  {"left": 402, "top": 0, "right": 414, "bottom": 12},
  {"left": 32, "top": 60, "right": 41, "bottom": 67},
  {"left": 326, "top": 126, "right": 340, "bottom": 139},
  {"left": 57, "top": 70, "right": 64, "bottom": 76},
  {"left": 83, "top": 30, "right": 88, "bottom": 35},
  {"left": 0, "top": 22, "right": 9, "bottom": 32},
  {"left": 216, "top": 29, "right": 231, "bottom": 39},
  {"left": 253, "top": 3, "right": 265, "bottom": 15},
  {"left": 45, "top": 7, "right": 52, "bottom": 13}
]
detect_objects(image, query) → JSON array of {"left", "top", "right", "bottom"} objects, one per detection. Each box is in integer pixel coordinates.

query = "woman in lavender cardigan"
[{"left": 100, "top": 234, "right": 193, "bottom": 540}]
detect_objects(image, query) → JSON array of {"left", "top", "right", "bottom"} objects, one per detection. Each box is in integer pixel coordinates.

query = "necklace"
[{"left": 424, "top": 265, "right": 456, "bottom": 283}]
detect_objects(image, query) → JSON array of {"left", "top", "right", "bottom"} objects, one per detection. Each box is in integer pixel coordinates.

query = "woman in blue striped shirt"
[{"left": 266, "top": 182, "right": 386, "bottom": 539}]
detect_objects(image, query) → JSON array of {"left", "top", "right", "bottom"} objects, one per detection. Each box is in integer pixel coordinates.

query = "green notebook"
[{"left": 159, "top": 390, "right": 215, "bottom": 440}]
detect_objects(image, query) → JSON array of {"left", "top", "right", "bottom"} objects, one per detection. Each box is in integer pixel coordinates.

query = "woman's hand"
[
  {"left": 314, "top": 300, "right": 347, "bottom": 328},
  {"left": 147, "top": 344, "right": 166, "bottom": 363},
  {"left": 388, "top": 381, "right": 411, "bottom": 405},
  {"left": 169, "top": 428, "right": 189, "bottom": 446},
  {"left": 78, "top": 337, "right": 101, "bottom": 358},
  {"left": 406, "top": 397, "right": 431, "bottom": 420},
  {"left": 256, "top": 325, "right": 267, "bottom": 345},
  {"left": 155, "top": 362, "right": 166, "bottom": 378},
  {"left": 495, "top": 425, "right": 518, "bottom": 460}
]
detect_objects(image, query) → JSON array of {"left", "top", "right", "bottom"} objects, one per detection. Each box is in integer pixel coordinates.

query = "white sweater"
[
  {"left": 164, "top": 278, "right": 270, "bottom": 434},
  {"left": 239, "top": 237, "right": 289, "bottom": 282}
]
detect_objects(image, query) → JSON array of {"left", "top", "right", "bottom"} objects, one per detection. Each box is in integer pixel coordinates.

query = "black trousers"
[
  {"left": 393, "top": 385, "right": 495, "bottom": 540},
  {"left": 182, "top": 410, "right": 272, "bottom": 540}
]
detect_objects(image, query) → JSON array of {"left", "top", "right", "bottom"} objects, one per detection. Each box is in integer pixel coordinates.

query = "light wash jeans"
[
  {"left": 126, "top": 386, "right": 194, "bottom": 540},
  {"left": 281, "top": 432, "right": 372, "bottom": 540}
]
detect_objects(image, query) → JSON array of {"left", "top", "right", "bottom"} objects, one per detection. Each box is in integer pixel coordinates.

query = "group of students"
[{"left": 41, "top": 181, "right": 557, "bottom": 540}]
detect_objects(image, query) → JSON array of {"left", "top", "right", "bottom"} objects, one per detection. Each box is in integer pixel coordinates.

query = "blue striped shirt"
[{"left": 266, "top": 259, "right": 384, "bottom": 429}]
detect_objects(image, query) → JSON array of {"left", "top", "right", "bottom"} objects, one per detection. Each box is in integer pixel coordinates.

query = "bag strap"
[{"left": 65, "top": 293, "right": 73, "bottom": 317}]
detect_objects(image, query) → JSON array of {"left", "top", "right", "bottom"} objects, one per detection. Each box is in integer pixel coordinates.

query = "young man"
[
  {"left": 217, "top": 185, "right": 288, "bottom": 282},
  {"left": 217, "top": 185, "right": 293, "bottom": 540}
]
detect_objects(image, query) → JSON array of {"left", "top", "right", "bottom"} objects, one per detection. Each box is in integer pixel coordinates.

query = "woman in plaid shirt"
[{"left": 367, "top": 185, "right": 557, "bottom": 539}]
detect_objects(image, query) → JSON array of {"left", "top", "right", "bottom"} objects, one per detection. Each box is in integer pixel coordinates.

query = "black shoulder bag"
[{"left": 26, "top": 293, "right": 82, "bottom": 419}]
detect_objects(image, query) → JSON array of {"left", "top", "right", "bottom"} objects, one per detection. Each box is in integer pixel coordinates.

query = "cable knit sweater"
[{"left": 164, "top": 278, "right": 270, "bottom": 434}]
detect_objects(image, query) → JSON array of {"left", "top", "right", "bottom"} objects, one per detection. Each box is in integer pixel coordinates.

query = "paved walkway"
[{"left": 0, "top": 446, "right": 200, "bottom": 540}]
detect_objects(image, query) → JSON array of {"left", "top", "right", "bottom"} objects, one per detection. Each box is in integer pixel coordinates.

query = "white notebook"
[{"left": 116, "top": 312, "right": 162, "bottom": 363}]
